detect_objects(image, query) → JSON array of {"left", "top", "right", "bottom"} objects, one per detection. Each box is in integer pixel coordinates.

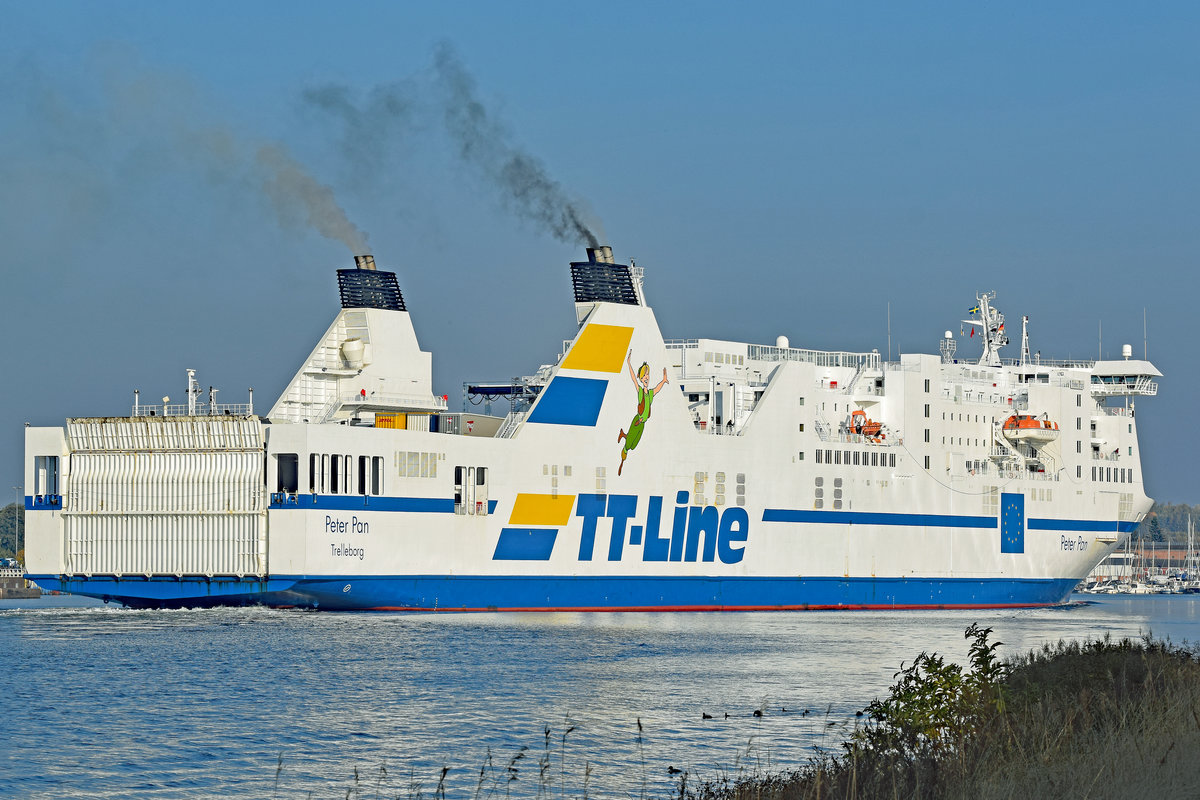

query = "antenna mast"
[
  {"left": 1020, "top": 315, "right": 1030, "bottom": 367},
  {"left": 963, "top": 291, "right": 1008, "bottom": 367}
]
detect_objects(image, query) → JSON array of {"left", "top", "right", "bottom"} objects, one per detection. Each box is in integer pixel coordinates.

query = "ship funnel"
[
  {"left": 337, "top": 256, "right": 406, "bottom": 311},
  {"left": 586, "top": 245, "right": 614, "bottom": 264}
]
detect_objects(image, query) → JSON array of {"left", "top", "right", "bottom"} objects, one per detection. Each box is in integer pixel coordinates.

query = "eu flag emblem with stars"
[{"left": 1001, "top": 492, "right": 1025, "bottom": 554}]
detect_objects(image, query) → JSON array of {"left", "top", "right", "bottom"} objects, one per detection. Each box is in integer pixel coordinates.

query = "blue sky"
[{"left": 2, "top": 2, "right": 1197, "bottom": 501}]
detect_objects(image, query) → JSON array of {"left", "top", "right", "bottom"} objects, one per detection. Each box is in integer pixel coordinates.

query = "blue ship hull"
[{"left": 28, "top": 574, "right": 1079, "bottom": 611}]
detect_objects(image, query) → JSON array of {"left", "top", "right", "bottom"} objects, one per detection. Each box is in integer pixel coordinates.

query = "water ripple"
[{"left": 3, "top": 594, "right": 1193, "bottom": 797}]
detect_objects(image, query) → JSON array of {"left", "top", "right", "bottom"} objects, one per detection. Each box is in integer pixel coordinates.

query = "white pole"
[{"left": 887, "top": 302, "right": 891, "bottom": 362}]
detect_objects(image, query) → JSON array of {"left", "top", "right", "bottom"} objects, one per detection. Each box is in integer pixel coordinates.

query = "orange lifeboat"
[
  {"left": 1002, "top": 414, "right": 1060, "bottom": 444},
  {"left": 850, "top": 409, "right": 886, "bottom": 443}
]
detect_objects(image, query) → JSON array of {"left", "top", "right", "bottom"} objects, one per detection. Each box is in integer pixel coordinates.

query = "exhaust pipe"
[{"left": 586, "top": 246, "right": 614, "bottom": 264}]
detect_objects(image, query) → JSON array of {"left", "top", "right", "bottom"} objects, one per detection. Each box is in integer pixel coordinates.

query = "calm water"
[{"left": 3, "top": 594, "right": 1199, "bottom": 798}]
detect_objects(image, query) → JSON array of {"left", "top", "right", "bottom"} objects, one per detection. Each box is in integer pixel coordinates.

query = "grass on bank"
[
  {"left": 285, "top": 626, "right": 1200, "bottom": 799},
  {"left": 686, "top": 625, "right": 1200, "bottom": 799}
]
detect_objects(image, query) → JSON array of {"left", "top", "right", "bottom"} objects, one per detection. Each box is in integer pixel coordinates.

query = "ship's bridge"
[{"left": 1089, "top": 359, "right": 1160, "bottom": 397}]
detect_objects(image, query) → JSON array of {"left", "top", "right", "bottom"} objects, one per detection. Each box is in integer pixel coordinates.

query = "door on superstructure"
[{"left": 475, "top": 467, "right": 488, "bottom": 516}]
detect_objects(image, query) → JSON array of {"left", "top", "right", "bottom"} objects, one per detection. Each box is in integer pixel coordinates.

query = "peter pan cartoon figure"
[{"left": 617, "top": 350, "right": 669, "bottom": 475}]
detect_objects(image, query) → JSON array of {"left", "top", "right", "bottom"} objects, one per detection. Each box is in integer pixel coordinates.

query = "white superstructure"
[{"left": 23, "top": 247, "right": 1158, "bottom": 610}]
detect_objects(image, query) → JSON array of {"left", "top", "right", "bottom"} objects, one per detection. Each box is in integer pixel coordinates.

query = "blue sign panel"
[{"left": 1001, "top": 492, "right": 1025, "bottom": 554}]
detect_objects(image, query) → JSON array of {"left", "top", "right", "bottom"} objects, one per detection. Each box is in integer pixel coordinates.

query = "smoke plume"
[
  {"left": 432, "top": 44, "right": 600, "bottom": 248},
  {"left": 1, "top": 49, "right": 369, "bottom": 257},
  {"left": 300, "top": 81, "right": 419, "bottom": 184},
  {"left": 256, "top": 143, "right": 369, "bottom": 254},
  {"left": 302, "top": 43, "right": 603, "bottom": 249}
]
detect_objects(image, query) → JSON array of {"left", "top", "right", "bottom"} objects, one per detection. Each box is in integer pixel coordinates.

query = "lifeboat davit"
[
  {"left": 1002, "top": 414, "right": 1059, "bottom": 444},
  {"left": 850, "top": 409, "right": 886, "bottom": 442}
]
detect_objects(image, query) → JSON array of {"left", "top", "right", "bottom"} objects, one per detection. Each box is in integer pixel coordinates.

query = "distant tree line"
[
  {"left": 1, "top": 502, "right": 22, "bottom": 561},
  {"left": 1144, "top": 502, "right": 1200, "bottom": 544}
]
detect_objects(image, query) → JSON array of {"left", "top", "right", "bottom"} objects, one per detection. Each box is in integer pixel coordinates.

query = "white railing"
[
  {"left": 1091, "top": 378, "right": 1157, "bottom": 397},
  {"left": 496, "top": 411, "right": 528, "bottom": 439},
  {"left": 1000, "top": 357, "right": 1095, "bottom": 369},
  {"left": 749, "top": 344, "right": 880, "bottom": 369},
  {"left": 133, "top": 403, "right": 254, "bottom": 417}
]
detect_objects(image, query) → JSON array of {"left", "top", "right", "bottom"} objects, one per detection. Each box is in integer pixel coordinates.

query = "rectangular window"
[
  {"left": 871, "top": 452, "right": 878, "bottom": 466},
  {"left": 1076, "top": 441, "right": 1082, "bottom": 453},
  {"left": 798, "top": 452, "right": 805, "bottom": 461},
  {"left": 825, "top": 449, "right": 833, "bottom": 463},
  {"left": 834, "top": 451, "right": 841, "bottom": 465},
  {"left": 816, "top": 450, "right": 823, "bottom": 464},
  {"left": 372, "top": 456, "right": 383, "bottom": 495},
  {"left": 34, "top": 455, "right": 60, "bottom": 497},
  {"left": 853, "top": 452, "right": 860, "bottom": 465},
  {"left": 924, "top": 429, "right": 930, "bottom": 443},
  {"left": 924, "top": 404, "right": 930, "bottom": 418},
  {"left": 1076, "top": 465, "right": 1082, "bottom": 478},
  {"left": 1077, "top": 394, "right": 1082, "bottom": 407},
  {"left": 466, "top": 466, "right": 488, "bottom": 515},
  {"left": 1130, "top": 469, "right": 1135, "bottom": 483},
  {"left": 276, "top": 454, "right": 298, "bottom": 494},
  {"left": 844, "top": 450, "right": 850, "bottom": 464},
  {"left": 924, "top": 379, "right": 930, "bottom": 392},
  {"left": 1091, "top": 466, "right": 1097, "bottom": 481},
  {"left": 924, "top": 455, "right": 930, "bottom": 470},
  {"left": 358, "top": 456, "right": 369, "bottom": 495},
  {"left": 331, "top": 455, "right": 343, "bottom": 494},
  {"left": 454, "top": 466, "right": 465, "bottom": 513},
  {"left": 1076, "top": 418, "right": 1082, "bottom": 430},
  {"left": 798, "top": 423, "right": 805, "bottom": 432}
]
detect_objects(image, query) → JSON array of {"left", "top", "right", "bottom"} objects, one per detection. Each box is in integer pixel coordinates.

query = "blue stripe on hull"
[
  {"left": 30, "top": 574, "right": 1078, "bottom": 611},
  {"left": 762, "top": 509, "right": 996, "bottom": 528}
]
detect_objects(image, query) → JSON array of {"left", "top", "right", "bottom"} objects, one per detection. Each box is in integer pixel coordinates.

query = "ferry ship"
[{"left": 23, "top": 247, "right": 1159, "bottom": 610}]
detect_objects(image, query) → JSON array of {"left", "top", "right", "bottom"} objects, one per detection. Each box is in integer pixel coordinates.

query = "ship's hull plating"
[{"left": 28, "top": 573, "right": 1080, "bottom": 611}]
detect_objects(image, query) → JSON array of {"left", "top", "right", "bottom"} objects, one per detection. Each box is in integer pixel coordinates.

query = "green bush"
[{"left": 683, "top": 628, "right": 1200, "bottom": 800}]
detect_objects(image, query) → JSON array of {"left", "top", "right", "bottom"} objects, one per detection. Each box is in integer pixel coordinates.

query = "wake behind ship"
[{"left": 23, "top": 247, "right": 1159, "bottom": 610}]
